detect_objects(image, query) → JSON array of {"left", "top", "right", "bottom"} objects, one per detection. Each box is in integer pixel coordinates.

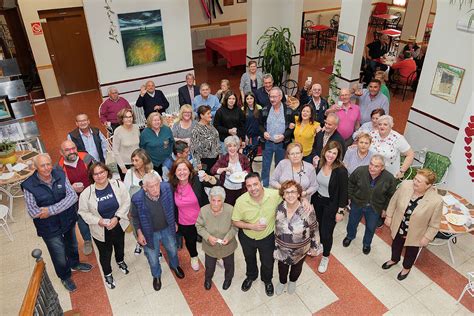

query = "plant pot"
[{"left": 0, "top": 148, "right": 17, "bottom": 165}]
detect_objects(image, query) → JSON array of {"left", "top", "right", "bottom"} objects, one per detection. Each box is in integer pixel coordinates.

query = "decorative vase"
[{"left": 0, "top": 148, "right": 17, "bottom": 165}]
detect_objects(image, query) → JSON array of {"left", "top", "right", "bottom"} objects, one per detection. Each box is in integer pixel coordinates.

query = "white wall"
[{"left": 83, "top": 0, "right": 193, "bottom": 102}]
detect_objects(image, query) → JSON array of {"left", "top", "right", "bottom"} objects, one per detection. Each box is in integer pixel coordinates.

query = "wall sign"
[{"left": 31, "top": 22, "right": 43, "bottom": 35}]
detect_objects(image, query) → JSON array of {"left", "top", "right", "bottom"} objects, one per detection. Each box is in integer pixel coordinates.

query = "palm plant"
[{"left": 257, "top": 27, "right": 296, "bottom": 86}]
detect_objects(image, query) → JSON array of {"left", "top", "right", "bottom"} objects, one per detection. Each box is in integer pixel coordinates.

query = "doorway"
[{"left": 39, "top": 7, "right": 98, "bottom": 95}]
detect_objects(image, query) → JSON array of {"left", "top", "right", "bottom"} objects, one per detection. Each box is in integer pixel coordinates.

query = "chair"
[
  {"left": 0, "top": 187, "right": 14, "bottom": 241},
  {"left": 15, "top": 138, "right": 43, "bottom": 153},
  {"left": 386, "top": 12, "right": 402, "bottom": 29},
  {"left": 457, "top": 272, "right": 474, "bottom": 303},
  {"left": 0, "top": 187, "right": 14, "bottom": 222},
  {"left": 303, "top": 20, "right": 317, "bottom": 50},
  {"left": 391, "top": 70, "right": 417, "bottom": 101},
  {"left": 281, "top": 79, "right": 299, "bottom": 97},
  {"left": 404, "top": 151, "right": 451, "bottom": 187},
  {"left": 369, "top": 3, "right": 388, "bottom": 28}
]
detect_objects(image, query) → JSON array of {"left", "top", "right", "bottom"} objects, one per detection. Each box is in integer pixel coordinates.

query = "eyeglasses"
[
  {"left": 288, "top": 152, "right": 302, "bottom": 156},
  {"left": 93, "top": 170, "right": 107, "bottom": 177},
  {"left": 284, "top": 190, "right": 298, "bottom": 195},
  {"left": 124, "top": 116, "right": 133, "bottom": 119}
]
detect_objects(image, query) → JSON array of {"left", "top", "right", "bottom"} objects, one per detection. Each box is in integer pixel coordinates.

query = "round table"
[{"left": 0, "top": 150, "right": 37, "bottom": 201}]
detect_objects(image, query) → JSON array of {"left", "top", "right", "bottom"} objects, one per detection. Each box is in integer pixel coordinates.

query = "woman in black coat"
[
  {"left": 311, "top": 140, "right": 348, "bottom": 274},
  {"left": 213, "top": 90, "right": 245, "bottom": 153}
]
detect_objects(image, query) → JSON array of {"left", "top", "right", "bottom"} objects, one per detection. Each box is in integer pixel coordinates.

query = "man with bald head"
[
  {"left": 21, "top": 154, "right": 92, "bottom": 292},
  {"left": 58, "top": 140, "right": 95, "bottom": 255},
  {"left": 68, "top": 113, "right": 108, "bottom": 163},
  {"left": 311, "top": 113, "right": 346, "bottom": 165},
  {"left": 299, "top": 81, "right": 329, "bottom": 126},
  {"left": 136, "top": 80, "right": 169, "bottom": 118},
  {"left": 325, "top": 88, "right": 360, "bottom": 146},
  {"left": 99, "top": 87, "right": 131, "bottom": 131}
]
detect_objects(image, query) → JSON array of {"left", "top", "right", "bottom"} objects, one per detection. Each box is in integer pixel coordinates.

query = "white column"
[{"left": 398, "top": 0, "right": 433, "bottom": 54}]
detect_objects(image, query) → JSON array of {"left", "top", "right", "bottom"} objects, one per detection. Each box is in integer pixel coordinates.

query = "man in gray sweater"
[{"left": 343, "top": 154, "right": 397, "bottom": 254}]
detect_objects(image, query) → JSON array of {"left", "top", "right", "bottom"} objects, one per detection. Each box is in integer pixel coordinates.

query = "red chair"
[{"left": 370, "top": 3, "right": 389, "bottom": 28}]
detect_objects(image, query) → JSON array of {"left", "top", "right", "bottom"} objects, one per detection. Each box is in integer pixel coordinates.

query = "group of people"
[{"left": 21, "top": 64, "right": 442, "bottom": 299}]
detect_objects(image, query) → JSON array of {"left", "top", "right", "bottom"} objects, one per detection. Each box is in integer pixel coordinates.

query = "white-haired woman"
[
  {"left": 196, "top": 186, "right": 237, "bottom": 291},
  {"left": 370, "top": 115, "right": 414, "bottom": 178},
  {"left": 210, "top": 135, "right": 251, "bottom": 205},
  {"left": 172, "top": 104, "right": 196, "bottom": 145}
]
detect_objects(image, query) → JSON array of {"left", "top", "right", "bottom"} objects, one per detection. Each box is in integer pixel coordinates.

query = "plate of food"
[
  {"left": 229, "top": 171, "right": 247, "bottom": 183},
  {"left": 445, "top": 213, "right": 467, "bottom": 226}
]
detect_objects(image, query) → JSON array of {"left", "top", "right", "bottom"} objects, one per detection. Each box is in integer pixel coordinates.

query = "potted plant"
[
  {"left": 0, "top": 140, "right": 17, "bottom": 165},
  {"left": 257, "top": 26, "right": 296, "bottom": 86}
]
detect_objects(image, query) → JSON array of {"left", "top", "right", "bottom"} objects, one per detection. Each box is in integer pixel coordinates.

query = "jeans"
[
  {"left": 77, "top": 214, "right": 91, "bottom": 241},
  {"left": 143, "top": 229, "right": 179, "bottom": 278},
  {"left": 93, "top": 225, "right": 125, "bottom": 275},
  {"left": 42, "top": 224, "right": 80, "bottom": 281},
  {"left": 261, "top": 141, "right": 285, "bottom": 187},
  {"left": 346, "top": 202, "right": 380, "bottom": 247},
  {"left": 238, "top": 229, "right": 275, "bottom": 283}
]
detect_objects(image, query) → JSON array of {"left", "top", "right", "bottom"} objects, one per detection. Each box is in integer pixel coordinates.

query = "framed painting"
[
  {"left": 430, "top": 62, "right": 465, "bottom": 104},
  {"left": 336, "top": 32, "right": 355, "bottom": 54},
  {"left": 0, "top": 95, "right": 14, "bottom": 122}
]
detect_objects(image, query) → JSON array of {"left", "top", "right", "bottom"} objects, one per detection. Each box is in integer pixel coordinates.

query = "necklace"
[{"left": 291, "top": 162, "right": 305, "bottom": 184}]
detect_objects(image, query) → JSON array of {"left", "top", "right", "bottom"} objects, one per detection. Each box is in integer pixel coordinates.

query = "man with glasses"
[
  {"left": 22, "top": 154, "right": 93, "bottom": 292},
  {"left": 68, "top": 113, "right": 108, "bottom": 163},
  {"left": 255, "top": 74, "right": 286, "bottom": 108},
  {"left": 299, "top": 82, "right": 329, "bottom": 126},
  {"left": 99, "top": 86, "right": 131, "bottom": 131}
]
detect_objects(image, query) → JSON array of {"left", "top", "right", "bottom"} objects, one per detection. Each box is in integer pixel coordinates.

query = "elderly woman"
[
  {"left": 172, "top": 104, "right": 196, "bottom": 145},
  {"left": 312, "top": 141, "right": 348, "bottom": 273},
  {"left": 190, "top": 105, "right": 220, "bottom": 174},
  {"left": 240, "top": 60, "right": 263, "bottom": 101},
  {"left": 370, "top": 115, "right": 414, "bottom": 178},
  {"left": 169, "top": 158, "right": 217, "bottom": 271},
  {"left": 113, "top": 108, "right": 140, "bottom": 180},
  {"left": 352, "top": 108, "right": 385, "bottom": 141},
  {"left": 215, "top": 79, "right": 231, "bottom": 102},
  {"left": 383, "top": 169, "right": 442, "bottom": 280},
  {"left": 274, "top": 180, "right": 319, "bottom": 295},
  {"left": 196, "top": 186, "right": 238, "bottom": 290},
  {"left": 270, "top": 142, "right": 318, "bottom": 200},
  {"left": 343, "top": 133, "right": 373, "bottom": 175},
  {"left": 213, "top": 90, "right": 246, "bottom": 153},
  {"left": 242, "top": 92, "right": 262, "bottom": 146},
  {"left": 78, "top": 162, "right": 130, "bottom": 289},
  {"left": 210, "top": 135, "right": 251, "bottom": 205},
  {"left": 139, "top": 112, "right": 174, "bottom": 176},
  {"left": 293, "top": 104, "right": 321, "bottom": 162}
]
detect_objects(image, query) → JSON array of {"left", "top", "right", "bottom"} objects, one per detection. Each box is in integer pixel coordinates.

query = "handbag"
[{"left": 105, "top": 144, "right": 118, "bottom": 174}]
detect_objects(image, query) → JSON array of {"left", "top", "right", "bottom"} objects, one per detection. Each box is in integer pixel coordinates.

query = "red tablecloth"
[
  {"left": 205, "top": 34, "right": 306, "bottom": 68},
  {"left": 310, "top": 25, "right": 330, "bottom": 32},
  {"left": 372, "top": 14, "right": 398, "bottom": 20},
  {"left": 379, "top": 28, "right": 401, "bottom": 37}
]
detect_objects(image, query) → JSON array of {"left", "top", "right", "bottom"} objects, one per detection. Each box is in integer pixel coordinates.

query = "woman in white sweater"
[{"left": 113, "top": 108, "right": 140, "bottom": 180}]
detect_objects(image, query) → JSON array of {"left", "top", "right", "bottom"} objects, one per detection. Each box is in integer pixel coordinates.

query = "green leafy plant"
[
  {"left": 0, "top": 140, "right": 16, "bottom": 153},
  {"left": 257, "top": 27, "right": 296, "bottom": 86},
  {"left": 327, "top": 59, "right": 342, "bottom": 105}
]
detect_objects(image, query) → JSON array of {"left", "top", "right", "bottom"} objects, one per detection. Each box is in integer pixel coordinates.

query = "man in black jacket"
[
  {"left": 178, "top": 73, "right": 200, "bottom": 106},
  {"left": 136, "top": 80, "right": 169, "bottom": 118},
  {"left": 298, "top": 82, "right": 329, "bottom": 126},
  {"left": 311, "top": 113, "right": 346, "bottom": 165},
  {"left": 68, "top": 114, "right": 108, "bottom": 163},
  {"left": 255, "top": 74, "right": 286, "bottom": 109}
]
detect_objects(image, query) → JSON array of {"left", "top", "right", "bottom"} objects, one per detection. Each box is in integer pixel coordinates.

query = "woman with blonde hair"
[{"left": 172, "top": 104, "right": 196, "bottom": 145}]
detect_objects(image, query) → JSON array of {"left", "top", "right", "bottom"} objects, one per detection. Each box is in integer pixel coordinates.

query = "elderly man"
[
  {"left": 136, "top": 80, "right": 169, "bottom": 118},
  {"left": 311, "top": 113, "right": 346, "bottom": 164},
  {"left": 21, "top": 154, "right": 92, "bottom": 292},
  {"left": 255, "top": 74, "right": 286, "bottom": 109},
  {"left": 130, "top": 173, "right": 185, "bottom": 291},
  {"left": 299, "top": 82, "right": 329, "bottom": 126},
  {"left": 58, "top": 140, "right": 95, "bottom": 255},
  {"left": 352, "top": 79, "right": 389, "bottom": 125},
  {"left": 343, "top": 155, "right": 397, "bottom": 254},
  {"left": 68, "top": 113, "right": 108, "bottom": 163},
  {"left": 99, "top": 87, "right": 131, "bottom": 131},
  {"left": 192, "top": 83, "right": 221, "bottom": 118},
  {"left": 365, "top": 34, "right": 390, "bottom": 72},
  {"left": 390, "top": 51, "right": 417, "bottom": 84},
  {"left": 326, "top": 88, "right": 361, "bottom": 146},
  {"left": 178, "top": 73, "right": 200, "bottom": 106},
  {"left": 259, "top": 87, "right": 294, "bottom": 187}
]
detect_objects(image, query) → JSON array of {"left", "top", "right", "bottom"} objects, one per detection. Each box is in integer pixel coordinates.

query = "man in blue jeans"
[
  {"left": 259, "top": 87, "right": 294, "bottom": 187},
  {"left": 130, "top": 173, "right": 185, "bottom": 291},
  {"left": 22, "top": 154, "right": 93, "bottom": 292},
  {"left": 343, "top": 155, "right": 397, "bottom": 254}
]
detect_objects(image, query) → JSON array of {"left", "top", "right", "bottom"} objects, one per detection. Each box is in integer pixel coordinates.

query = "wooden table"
[
  {"left": 372, "top": 13, "right": 399, "bottom": 29},
  {"left": 309, "top": 25, "right": 330, "bottom": 50},
  {"left": 0, "top": 150, "right": 38, "bottom": 199}
]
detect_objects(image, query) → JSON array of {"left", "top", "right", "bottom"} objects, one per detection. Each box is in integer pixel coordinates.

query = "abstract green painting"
[{"left": 118, "top": 10, "right": 166, "bottom": 67}]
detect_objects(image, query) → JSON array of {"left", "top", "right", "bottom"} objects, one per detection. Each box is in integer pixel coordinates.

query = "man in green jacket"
[{"left": 343, "top": 154, "right": 396, "bottom": 254}]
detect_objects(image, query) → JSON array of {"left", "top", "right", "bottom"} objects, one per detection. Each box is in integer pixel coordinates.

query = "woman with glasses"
[
  {"left": 78, "top": 162, "right": 130, "bottom": 289},
  {"left": 172, "top": 104, "right": 196, "bottom": 145},
  {"left": 270, "top": 142, "right": 318, "bottom": 200},
  {"left": 113, "top": 108, "right": 140, "bottom": 180}
]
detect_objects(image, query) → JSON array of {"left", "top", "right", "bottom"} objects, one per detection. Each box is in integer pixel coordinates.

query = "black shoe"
[
  {"left": 342, "top": 237, "right": 352, "bottom": 247},
  {"left": 204, "top": 280, "right": 212, "bottom": 290},
  {"left": 117, "top": 261, "right": 129, "bottom": 274},
  {"left": 153, "top": 277, "right": 162, "bottom": 291},
  {"left": 381, "top": 261, "right": 398, "bottom": 270},
  {"left": 172, "top": 266, "right": 185, "bottom": 279},
  {"left": 264, "top": 282, "right": 274, "bottom": 297},
  {"left": 397, "top": 270, "right": 410, "bottom": 281},
  {"left": 362, "top": 245, "right": 371, "bottom": 255},
  {"left": 71, "top": 262, "right": 93, "bottom": 272},
  {"left": 61, "top": 278, "right": 77, "bottom": 292},
  {"left": 241, "top": 278, "right": 254, "bottom": 292},
  {"left": 222, "top": 279, "right": 232, "bottom": 290}
]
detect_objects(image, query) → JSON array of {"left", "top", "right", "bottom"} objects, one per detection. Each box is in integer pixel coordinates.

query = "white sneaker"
[
  {"left": 287, "top": 281, "right": 296, "bottom": 294},
  {"left": 191, "top": 257, "right": 200, "bottom": 271},
  {"left": 275, "top": 282, "right": 285, "bottom": 295},
  {"left": 318, "top": 256, "right": 330, "bottom": 273}
]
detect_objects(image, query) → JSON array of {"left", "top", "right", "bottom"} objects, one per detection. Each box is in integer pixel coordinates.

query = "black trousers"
[
  {"left": 278, "top": 257, "right": 305, "bottom": 284},
  {"left": 153, "top": 164, "right": 163, "bottom": 177},
  {"left": 238, "top": 229, "right": 275, "bottom": 283},
  {"left": 391, "top": 233, "right": 420, "bottom": 270},
  {"left": 178, "top": 223, "right": 198, "bottom": 257},
  {"left": 205, "top": 253, "right": 235, "bottom": 282},
  {"left": 93, "top": 225, "right": 125, "bottom": 275},
  {"left": 313, "top": 193, "right": 337, "bottom": 257}
]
